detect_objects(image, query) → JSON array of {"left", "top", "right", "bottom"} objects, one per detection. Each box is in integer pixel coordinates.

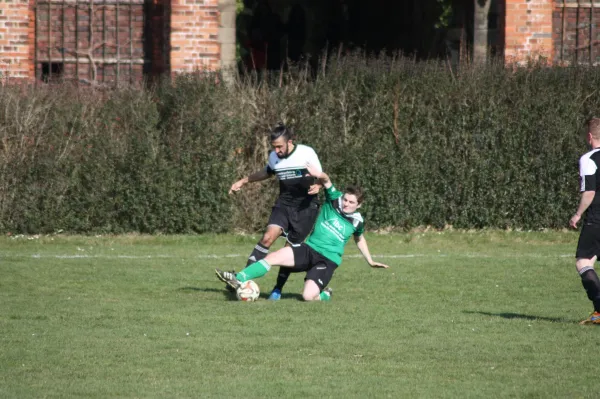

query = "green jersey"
[{"left": 306, "top": 184, "right": 365, "bottom": 265}]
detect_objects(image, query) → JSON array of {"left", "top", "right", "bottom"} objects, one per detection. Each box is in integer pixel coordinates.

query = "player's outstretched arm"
[
  {"left": 229, "top": 169, "right": 271, "bottom": 194},
  {"left": 354, "top": 235, "right": 389, "bottom": 268},
  {"left": 305, "top": 163, "right": 332, "bottom": 189}
]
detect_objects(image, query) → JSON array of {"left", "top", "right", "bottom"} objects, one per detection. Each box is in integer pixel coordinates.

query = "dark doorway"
[
  {"left": 237, "top": 0, "right": 503, "bottom": 71},
  {"left": 144, "top": 0, "right": 170, "bottom": 81}
]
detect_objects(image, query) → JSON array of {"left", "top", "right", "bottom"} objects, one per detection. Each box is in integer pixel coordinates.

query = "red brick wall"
[
  {"left": 170, "top": 0, "right": 220, "bottom": 74},
  {"left": 2, "top": 1, "right": 565, "bottom": 80},
  {"left": 0, "top": 0, "right": 34, "bottom": 81},
  {"left": 0, "top": 0, "right": 221, "bottom": 83},
  {"left": 504, "top": 0, "right": 554, "bottom": 63}
]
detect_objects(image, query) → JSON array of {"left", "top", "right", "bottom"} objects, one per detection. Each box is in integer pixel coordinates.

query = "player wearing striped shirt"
[{"left": 228, "top": 123, "right": 323, "bottom": 299}]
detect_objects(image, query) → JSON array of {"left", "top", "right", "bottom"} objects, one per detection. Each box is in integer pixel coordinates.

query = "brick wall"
[
  {"left": 504, "top": 0, "right": 554, "bottom": 63},
  {"left": 2, "top": 1, "right": 584, "bottom": 82},
  {"left": 170, "top": 0, "right": 220, "bottom": 74},
  {"left": 0, "top": 0, "right": 220, "bottom": 84},
  {"left": 0, "top": 0, "right": 34, "bottom": 81}
]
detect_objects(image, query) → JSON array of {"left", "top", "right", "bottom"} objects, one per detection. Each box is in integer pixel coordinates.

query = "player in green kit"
[{"left": 216, "top": 163, "right": 389, "bottom": 301}]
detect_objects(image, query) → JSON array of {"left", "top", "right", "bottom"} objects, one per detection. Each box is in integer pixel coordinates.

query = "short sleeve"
[
  {"left": 308, "top": 147, "right": 322, "bottom": 173},
  {"left": 353, "top": 221, "right": 364, "bottom": 237},
  {"left": 266, "top": 152, "right": 276, "bottom": 175},
  {"left": 580, "top": 156, "right": 598, "bottom": 192},
  {"left": 325, "top": 184, "right": 343, "bottom": 201}
]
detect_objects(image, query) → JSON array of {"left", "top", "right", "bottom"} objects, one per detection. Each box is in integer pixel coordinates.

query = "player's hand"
[
  {"left": 570, "top": 214, "right": 581, "bottom": 229},
  {"left": 229, "top": 180, "right": 245, "bottom": 194},
  {"left": 305, "top": 162, "right": 322, "bottom": 178},
  {"left": 370, "top": 262, "right": 390, "bottom": 269},
  {"left": 308, "top": 183, "right": 322, "bottom": 195}
]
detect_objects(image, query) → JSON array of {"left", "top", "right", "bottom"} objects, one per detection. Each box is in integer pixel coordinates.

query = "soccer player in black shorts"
[
  {"left": 228, "top": 123, "right": 322, "bottom": 300},
  {"left": 570, "top": 117, "right": 600, "bottom": 325}
]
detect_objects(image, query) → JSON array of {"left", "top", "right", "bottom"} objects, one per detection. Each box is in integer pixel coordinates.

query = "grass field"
[{"left": 1, "top": 231, "right": 600, "bottom": 398}]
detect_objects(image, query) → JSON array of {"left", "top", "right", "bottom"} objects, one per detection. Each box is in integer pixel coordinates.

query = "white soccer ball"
[{"left": 236, "top": 280, "right": 260, "bottom": 302}]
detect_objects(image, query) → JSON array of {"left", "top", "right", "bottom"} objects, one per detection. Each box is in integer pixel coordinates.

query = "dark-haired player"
[
  {"left": 228, "top": 123, "right": 322, "bottom": 300},
  {"left": 217, "top": 163, "right": 389, "bottom": 301}
]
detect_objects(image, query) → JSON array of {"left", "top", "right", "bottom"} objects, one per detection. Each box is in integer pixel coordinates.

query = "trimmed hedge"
[{"left": 0, "top": 56, "right": 597, "bottom": 233}]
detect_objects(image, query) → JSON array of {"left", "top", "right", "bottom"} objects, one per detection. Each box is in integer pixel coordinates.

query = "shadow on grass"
[
  {"left": 179, "top": 286, "right": 237, "bottom": 300},
  {"left": 276, "top": 293, "right": 304, "bottom": 301},
  {"left": 463, "top": 310, "right": 577, "bottom": 324},
  {"left": 179, "top": 286, "right": 304, "bottom": 301}
]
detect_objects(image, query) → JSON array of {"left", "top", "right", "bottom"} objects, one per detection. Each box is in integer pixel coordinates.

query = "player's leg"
[
  {"left": 216, "top": 244, "right": 313, "bottom": 297},
  {"left": 222, "top": 207, "right": 287, "bottom": 292},
  {"left": 236, "top": 246, "right": 295, "bottom": 282},
  {"left": 247, "top": 224, "right": 283, "bottom": 266},
  {"left": 269, "top": 204, "right": 319, "bottom": 300},
  {"left": 577, "top": 256, "right": 600, "bottom": 323},
  {"left": 244, "top": 205, "right": 288, "bottom": 267},
  {"left": 576, "top": 224, "right": 600, "bottom": 324},
  {"left": 216, "top": 247, "right": 294, "bottom": 289},
  {"left": 269, "top": 243, "right": 293, "bottom": 300},
  {"left": 302, "top": 254, "right": 336, "bottom": 301},
  {"left": 301, "top": 279, "right": 322, "bottom": 301}
]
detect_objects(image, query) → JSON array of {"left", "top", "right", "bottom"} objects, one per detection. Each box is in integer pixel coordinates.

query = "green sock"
[
  {"left": 236, "top": 260, "right": 271, "bottom": 282},
  {"left": 319, "top": 291, "right": 331, "bottom": 301}
]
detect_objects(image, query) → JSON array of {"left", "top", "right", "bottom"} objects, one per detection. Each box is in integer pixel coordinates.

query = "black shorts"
[
  {"left": 289, "top": 243, "right": 337, "bottom": 291},
  {"left": 267, "top": 203, "right": 319, "bottom": 245},
  {"left": 576, "top": 224, "right": 600, "bottom": 259}
]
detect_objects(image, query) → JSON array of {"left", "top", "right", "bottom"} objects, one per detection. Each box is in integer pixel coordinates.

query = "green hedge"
[{"left": 0, "top": 56, "right": 597, "bottom": 234}]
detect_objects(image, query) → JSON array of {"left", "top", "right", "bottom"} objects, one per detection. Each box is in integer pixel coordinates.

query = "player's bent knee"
[
  {"left": 261, "top": 229, "right": 282, "bottom": 246},
  {"left": 577, "top": 257, "right": 597, "bottom": 272},
  {"left": 302, "top": 291, "right": 318, "bottom": 301},
  {"left": 260, "top": 235, "right": 276, "bottom": 247},
  {"left": 302, "top": 280, "right": 321, "bottom": 301}
]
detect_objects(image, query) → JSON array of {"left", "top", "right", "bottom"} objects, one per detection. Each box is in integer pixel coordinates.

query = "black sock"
[
  {"left": 580, "top": 267, "right": 600, "bottom": 312},
  {"left": 246, "top": 243, "right": 269, "bottom": 267},
  {"left": 273, "top": 269, "right": 291, "bottom": 292}
]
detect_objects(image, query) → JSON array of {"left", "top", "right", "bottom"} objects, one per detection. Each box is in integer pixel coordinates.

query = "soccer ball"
[{"left": 236, "top": 280, "right": 260, "bottom": 302}]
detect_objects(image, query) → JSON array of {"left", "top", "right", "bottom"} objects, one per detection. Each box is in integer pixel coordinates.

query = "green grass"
[{"left": 1, "top": 231, "right": 600, "bottom": 398}]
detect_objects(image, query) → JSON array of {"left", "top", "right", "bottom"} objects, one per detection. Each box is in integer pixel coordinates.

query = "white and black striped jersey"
[
  {"left": 579, "top": 148, "right": 600, "bottom": 224},
  {"left": 265, "top": 144, "right": 322, "bottom": 208}
]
